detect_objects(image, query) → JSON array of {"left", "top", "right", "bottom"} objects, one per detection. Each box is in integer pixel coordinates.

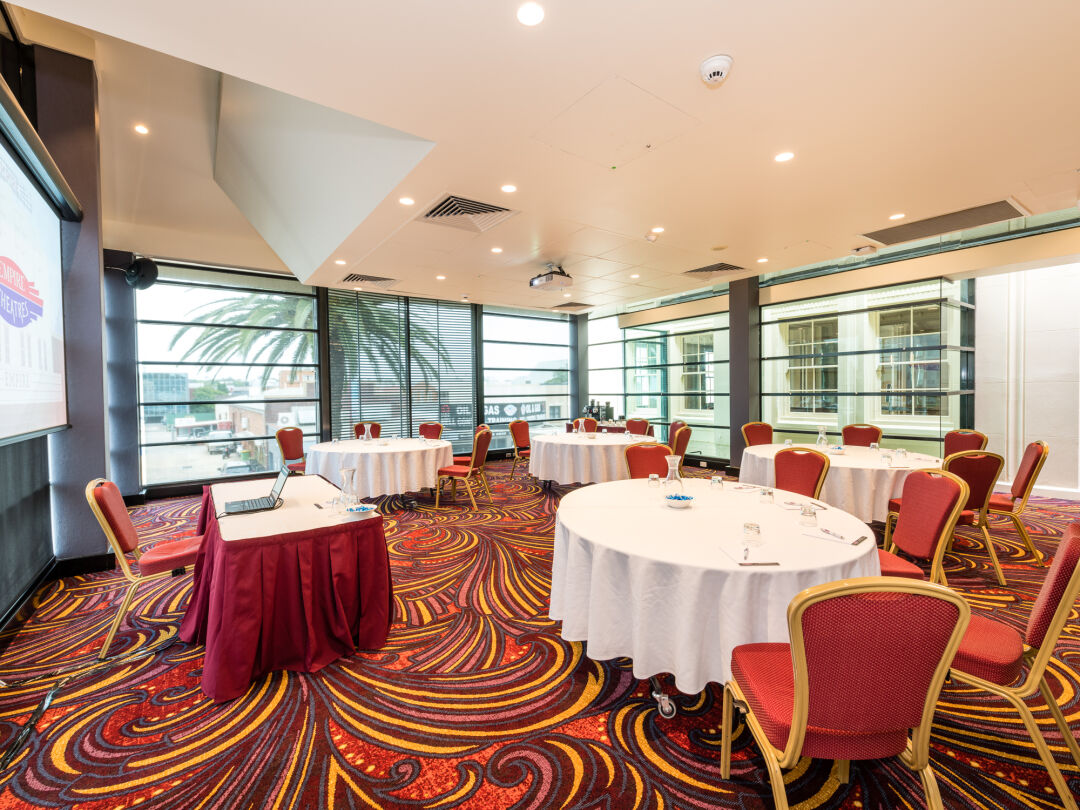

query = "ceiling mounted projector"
[{"left": 529, "top": 264, "right": 573, "bottom": 290}]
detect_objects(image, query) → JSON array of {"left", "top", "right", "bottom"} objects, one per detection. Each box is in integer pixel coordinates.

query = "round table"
[
  {"left": 739, "top": 443, "right": 942, "bottom": 523},
  {"left": 305, "top": 438, "right": 453, "bottom": 498},
  {"left": 550, "top": 477, "right": 879, "bottom": 694},
  {"left": 530, "top": 431, "right": 641, "bottom": 484}
]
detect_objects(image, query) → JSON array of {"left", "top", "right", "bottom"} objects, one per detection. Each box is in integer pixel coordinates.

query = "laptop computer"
[{"left": 223, "top": 466, "right": 290, "bottom": 515}]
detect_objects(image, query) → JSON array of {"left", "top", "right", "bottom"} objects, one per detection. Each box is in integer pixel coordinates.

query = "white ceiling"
[{"left": 10, "top": 0, "right": 1080, "bottom": 311}]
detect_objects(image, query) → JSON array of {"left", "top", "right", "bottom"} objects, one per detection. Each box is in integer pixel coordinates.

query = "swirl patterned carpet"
[{"left": 1, "top": 461, "right": 1079, "bottom": 809}]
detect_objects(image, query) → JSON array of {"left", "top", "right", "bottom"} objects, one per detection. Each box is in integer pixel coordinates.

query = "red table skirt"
[{"left": 180, "top": 488, "right": 392, "bottom": 702}]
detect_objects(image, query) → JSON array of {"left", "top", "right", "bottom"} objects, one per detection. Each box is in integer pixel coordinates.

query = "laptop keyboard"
[{"left": 226, "top": 497, "right": 271, "bottom": 513}]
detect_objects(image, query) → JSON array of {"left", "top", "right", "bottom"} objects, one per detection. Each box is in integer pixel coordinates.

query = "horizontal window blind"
[{"left": 409, "top": 300, "right": 476, "bottom": 452}]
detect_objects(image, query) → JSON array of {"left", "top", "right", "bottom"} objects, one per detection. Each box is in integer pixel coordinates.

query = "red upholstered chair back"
[
  {"left": 791, "top": 580, "right": 967, "bottom": 754},
  {"left": 625, "top": 418, "right": 650, "bottom": 436},
  {"left": 668, "top": 421, "right": 688, "bottom": 442},
  {"left": 90, "top": 480, "right": 140, "bottom": 555},
  {"left": 1012, "top": 441, "right": 1049, "bottom": 502},
  {"left": 275, "top": 426, "right": 304, "bottom": 461},
  {"left": 1025, "top": 529, "right": 1080, "bottom": 649},
  {"left": 468, "top": 428, "right": 493, "bottom": 470},
  {"left": 418, "top": 422, "right": 443, "bottom": 439},
  {"left": 891, "top": 470, "right": 967, "bottom": 561},
  {"left": 573, "top": 417, "right": 598, "bottom": 433},
  {"left": 354, "top": 421, "right": 382, "bottom": 439},
  {"left": 625, "top": 442, "right": 672, "bottom": 479},
  {"left": 509, "top": 419, "right": 530, "bottom": 449},
  {"left": 943, "top": 451, "right": 1004, "bottom": 514},
  {"left": 741, "top": 422, "right": 773, "bottom": 447},
  {"left": 943, "top": 429, "right": 987, "bottom": 457},
  {"left": 476, "top": 423, "right": 490, "bottom": 434},
  {"left": 841, "top": 424, "right": 882, "bottom": 446},
  {"left": 671, "top": 426, "right": 691, "bottom": 458},
  {"left": 774, "top": 448, "right": 829, "bottom": 499}
]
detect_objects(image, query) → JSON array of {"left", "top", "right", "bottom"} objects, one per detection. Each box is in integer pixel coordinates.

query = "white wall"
[{"left": 975, "top": 264, "right": 1080, "bottom": 497}]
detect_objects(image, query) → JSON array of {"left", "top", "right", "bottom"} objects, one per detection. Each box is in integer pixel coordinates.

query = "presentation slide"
[{"left": 0, "top": 140, "right": 67, "bottom": 443}]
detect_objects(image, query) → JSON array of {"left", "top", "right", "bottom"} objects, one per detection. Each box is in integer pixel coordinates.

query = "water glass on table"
[
  {"left": 648, "top": 473, "right": 660, "bottom": 488},
  {"left": 710, "top": 475, "right": 724, "bottom": 491},
  {"left": 759, "top": 487, "right": 773, "bottom": 504},
  {"left": 799, "top": 505, "right": 817, "bottom": 527}
]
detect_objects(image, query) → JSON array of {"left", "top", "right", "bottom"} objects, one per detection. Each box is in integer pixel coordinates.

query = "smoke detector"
[{"left": 700, "top": 54, "right": 734, "bottom": 86}]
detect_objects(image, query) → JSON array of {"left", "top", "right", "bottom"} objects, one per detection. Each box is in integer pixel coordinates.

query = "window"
[
  {"left": 328, "top": 291, "right": 476, "bottom": 452},
  {"left": 876, "top": 306, "right": 947, "bottom": 416},
  {"left": 135, "top": 266, "right": 319, "bottom": 486},
  {"left": 482, "top": 308, "right": 571, "bottom": 449},
  {"left": 678, "top": 334, "right": 715, "bottom": 411},
  {"left": 783, "top": 318, "right": 838, "bottom": 414}
]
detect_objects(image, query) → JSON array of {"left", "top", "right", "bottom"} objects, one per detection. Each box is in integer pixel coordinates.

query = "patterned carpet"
[{"left": 1, "top": 461, "right": 1078, "bottom": 808}]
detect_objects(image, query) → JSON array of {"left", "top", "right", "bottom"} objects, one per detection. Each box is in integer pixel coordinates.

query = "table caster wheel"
[{"left": 656, "top": 694, "right": 677, "bottom": 719}]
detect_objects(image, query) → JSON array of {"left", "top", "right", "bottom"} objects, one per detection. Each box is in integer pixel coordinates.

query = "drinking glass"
[
  {"left": 783, "top": 439, "right": 792, "bottom": 447},
  {"left": 869, "top": 442, "right": 879, "bottom": 451},
  {"left": 759, "top": 487, "right": 773, "bottom": 504},
  {"left": 799, "top": 505, "right": 817, "bottom": 526},
  {"left": 710, "top": 475, "right": 724, "bottom": 490},
  {"left": 648, "top": 473, "right": 660, "bottom": 488}
]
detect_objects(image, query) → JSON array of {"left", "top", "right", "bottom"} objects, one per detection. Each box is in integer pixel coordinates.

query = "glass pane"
[
  {"left": 137, "top": 283, "right": 316, "bottom": 326},
  {"left": 587, "top": 315, "right": 622, "bottom": 345},
  {"left": 587, "top": 369, "right": 623, "bottom": 395},
  {"left": 482, "top": 314, "right": 570, "bottom": 345},
  {"left": 140, "top": 435, "right": 318, "bottom": 486},
  {"left": 483, "top": 342, "right": 569, "bottom": 370},
  {"left": 588, "top": 342, "right": 623, "bottom": 369},
  {"left": 137, "top": 322, "right": 316, "bottom": 366},
  {"left": 140, "top": 400, "right": 319, "bottom": 445},
  {"left": 483, "top": 396, "right": 570, "bottom": 424},
  {"left": 138, "top": 364, "right": 318, "bottom": 404},
  {"left": 484, "top": 369, "right": 570, "bottom": 395}
]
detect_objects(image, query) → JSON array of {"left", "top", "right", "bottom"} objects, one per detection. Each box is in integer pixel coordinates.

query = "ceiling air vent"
[
  {"left": 552, "top": 301, "right": 592, "bottom": 311},
  {"left": 682, "top": 262, "right": 744, "bottom": 277},
  {"left": 862, "top": 200, "right": 1024, "bottom": 246},
  {"left": 422, "top": 194, "right": 518, "bottom": 233},
  {"left": 340, "top": 274, "right": 398, "bottom": 290}
]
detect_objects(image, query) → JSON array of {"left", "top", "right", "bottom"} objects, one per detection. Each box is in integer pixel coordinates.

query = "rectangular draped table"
[{"left": 179, "top": 474, "right": 392, "bottom": 702}]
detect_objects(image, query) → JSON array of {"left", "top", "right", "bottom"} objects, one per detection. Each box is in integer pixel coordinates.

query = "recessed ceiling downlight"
[
  {"left": 774, "top": 151, "right": 794, "bottom": 162},
  {"left": 399, "top": 197, "right": 415, "bottom": 205},
  {"left": 491, "top": 247, "right": 503, "bottom": 254},
  {"left": 501, "top": 184, "right": 517, "bottom": 193},
  {"left": 756, "top": 257, "right": 768, "bottom": 263},
  {"left": 651, "top": 226, "right": 665, "bottom": 234},
  {"left": 436, "top": 275, "right": 446, "bottom": 280},
  {"left": 334, "top": 259, "right": 346, "bottom": 265},
  {"left": 517, "top": 2, "right": 544, "bottom": 25},
  {"left": 134, "top": 124, "right": 149, "bottom": 135},
  {"left": 889, "top": 212, "right": 906, "bottom": 220}
]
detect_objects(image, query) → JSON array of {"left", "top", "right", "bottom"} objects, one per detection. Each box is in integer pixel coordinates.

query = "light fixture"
[
  {"left": 774, "top": 151, "right": 795, "bottom": 162},
  {"left": 501, "top": 184, "right": 517, "bottom": 193},
  {"left": 516, "top": 2, "right": 544, "bottom": 26},
  {"left": 563, "top": 292, "right": 572, "bottom": 298},
  {"left": 889, "top": 212, "right": 905, "bottom": 220},
  {"left": 756, "top": 257, "right": 768, "bottom": 264},
  {"left": 436, "top": 275, "right": 446, "bottom": 281},
  {"left": 645, "top": 233, "right": 658, "bottom": 243},
  {"left": 399, "top": 197, "right": 415, "bottom": 205},
  {"left": 334, "top": 259, "right": 346, "bottom": 265},
  {"left": 491, "top": 247, "right": 503, "bottom": 253},
  {"left": 134, "top": 124, "right": 149, "bottom": 135},
  {"left": 352, "top": 286, "right": 363, "bottom": 291},
  {"left": 630, "top": 273, "right": 640, "bottom": 279},
  {"left": 651, "top": 226, "right": 665, "bottom": 234}
]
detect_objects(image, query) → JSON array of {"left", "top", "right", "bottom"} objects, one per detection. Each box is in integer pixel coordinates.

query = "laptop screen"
[{"left": 270, "top": 466, "right": 290, "bottom": 501}]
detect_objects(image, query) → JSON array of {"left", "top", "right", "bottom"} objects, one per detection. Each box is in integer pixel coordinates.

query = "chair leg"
[
  {"left": 510, "top": 455, "right": 519, "bottom": 477},
  {"left": 916, "top": 760, "right": 945, "bottom": 810},
  {"left": 980, "top": 524, "right": 1007, "bottom": 586},
  {"left": 1006, "top": 689, "right": 1080, "bottom": 810},
  {"left": 883, "top": 512, "right": 897, "bottom": 552},
  {"left": 98, "top": 580, "right": 141, "bottom": 660},
  {"left": 451, "top": 478, "right": 458, "bottom": 500},
  {"left": 1039, "top": 676, "right": 1080, "bottom": 767},
  {"left": 463, "top": 477, "right": 478, "bottom": 510},
  {"left": 435, "top": 477, "right": 444, "bottom": 508},
  {"left": 762, "top": 751, "right": 790, "bottom": 810},
  {"left": 479, "top": 471, "right": 493, "bottom": 500},
  {"left": 1011, "top": 512, "right": 1045, "bottom": 566},
  {"left": 835, "top": 759, "right": 850, "bottom": 784},
  {"left": 721, "top": 685, "right": 734, "bottom": 780}
]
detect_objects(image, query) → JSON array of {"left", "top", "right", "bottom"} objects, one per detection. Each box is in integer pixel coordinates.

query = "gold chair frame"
[
  {"left": 435, "top": 429, "right": 493, "bottom": 509},
  {"left": 774, "top": 446, "right": 830, "bottom": 499},
  {"left": 740, "top": 421, "right": 772, "bottom": 446},
  {"left": 85, "top": 479, "right": 195, "bottom": 660},
  {"left": 508, "top": 419, "right": 530, "bottom": 477},
  {"left": 883, "top": 469, "right": 970, "bottom": 586},
  {"left": 988, "top": 440, "right": 1049, "bottom": 566},
  {"left": 941, "top": 451, "right": 1007, "bottom": 585},
  {"left": 721, "top": 577, "right": 970, "bottom": 810},
  {"left": 353, "top": 420, "right": 382, "bottom": 438}
]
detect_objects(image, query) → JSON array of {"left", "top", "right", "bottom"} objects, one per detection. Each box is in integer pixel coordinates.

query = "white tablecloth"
[
  {"left": 550, "top": 477, "right": 879, "bottom": 694},
  {"left": 305, "top": 438, "right": 453, "bottom": 498},
  {"left": 739, "top": 443, "right": 942, "bottom": 523},
  {"left": 210, "top": 475, "right": 377, "bottom": 541},
  {"left": 530, "top": 432, "right": 642, "bottom": 484}
]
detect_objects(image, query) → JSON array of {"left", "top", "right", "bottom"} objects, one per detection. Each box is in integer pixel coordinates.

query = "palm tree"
[{"left": 171, "top": 291, "right": 454, "bottom": 435}]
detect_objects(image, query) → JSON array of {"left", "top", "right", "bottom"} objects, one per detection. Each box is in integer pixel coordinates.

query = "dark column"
[
  {"left": 316, "top": 287, "right": 332, "bottom": 440},
  {"left": 36, "top": 46, "right": 108, "bottom": 559},
  {"left": 728, "top": 277, "right": 760, "bottom": 472},
  {"left": 104, "top": 267, "right": 140, "bottom": 495},
  {"left": 571, "top": 314, "right": 588, "bottom": 420}
]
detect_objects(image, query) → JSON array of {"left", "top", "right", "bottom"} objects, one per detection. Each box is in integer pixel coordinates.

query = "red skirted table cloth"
[{"left": 180, "top": 475, "right": 392, "bottom": 702}]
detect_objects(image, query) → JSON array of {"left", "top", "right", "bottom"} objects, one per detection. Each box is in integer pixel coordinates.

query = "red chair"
[
  {"left": 671, "top": 426, "right": 692, "bottom": 471},
  {"left": 353, "top": 421, "right": 381, "bottom": 439},
  {"left": 668, "top": 420, "right": 687, "bottom": 443},
  {"left": 573, "top": 417, "right": 598, "bottom": 433},
  {"left": 624, "top": 442, "right": 672, "bottom": 479},
  {"left": 943, "top": 451, "right": 1007, "bottom": 585},
  {"left": 275, "top": 426, "right": 306, "bottom": 473},
  {"left": 989, "top": 440, "right": 1049, "bottom": 566},
  {"left": 943, "top": 429, "right": 987, "bottom": 457},
  {"left": 773, "top": 447, "right": 829, "bottom": 499},
  {"left": 454, "top": 424, "right": 490, "bottom": 464},
  {"left": 509, "top": 419, "right": 531, "bottom": 477},
  {"left": 841, "top": 423, "right": 882, "bottom": 446},
  {"left": 625, "top": 418, "right": 650, "bottom": 436},
  {"left": 741, "top": 421, "right": 773, "bottom": 447},
  {"left": 947, "top": 530, "right": 1080, "bottom": 810},
  {"left": 418, "top": 422, "right": 443, "bottom": 439},
  {"left": 721, "top": 578, "right": 970, "bottom": 810},
  {"left": 85, "top": 479, "right": 202, "bottom": 660},
  {"left": 436, "top": 428, "right": 493, "bottom": 509},
  {"left": 880, "top": 470, "right": 968, "bottom": 585}
]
